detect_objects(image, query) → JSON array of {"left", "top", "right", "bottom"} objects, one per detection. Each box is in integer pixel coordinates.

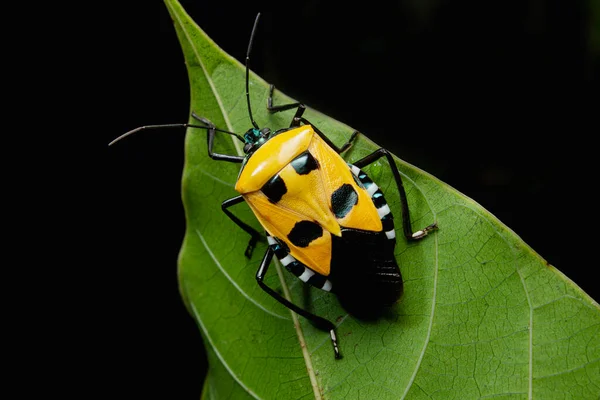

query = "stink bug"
[{"left": 111, "top": 14, "right": 437, "bottom": 359}]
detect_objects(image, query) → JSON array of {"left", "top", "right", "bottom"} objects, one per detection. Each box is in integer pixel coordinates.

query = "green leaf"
[{"left": 165, "top": 1, "right": 600, "bottom": 398}]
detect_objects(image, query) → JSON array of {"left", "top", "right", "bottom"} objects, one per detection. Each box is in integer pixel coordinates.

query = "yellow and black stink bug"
[{"left": 111, "top": 14, "right": 437, "bottom": 359}]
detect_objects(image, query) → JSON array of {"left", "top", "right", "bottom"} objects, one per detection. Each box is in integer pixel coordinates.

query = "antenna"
[
  {"left": 246, "top": 13, "right": 261, "bottom": 129},
  {"left": 108, "top": 122, "right": 244, "bottom": 147}
]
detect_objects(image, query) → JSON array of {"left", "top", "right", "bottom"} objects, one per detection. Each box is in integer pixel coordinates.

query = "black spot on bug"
[
  {"left": 287, "top": 221, "right": 323, "bottom": 247},
  {"left": 291, "top": 151, "right": 319, "bottom": 175},
  {"left": 262, "top": 174, "right": 287, "bottom": 203},
  {"left": 331, "top": 184, "right": 358, "bottom": 218}
]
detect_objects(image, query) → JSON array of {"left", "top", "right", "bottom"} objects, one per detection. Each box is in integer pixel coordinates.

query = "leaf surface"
[{"left": 165, "top": 1, "right": 600, "bottom": 398}]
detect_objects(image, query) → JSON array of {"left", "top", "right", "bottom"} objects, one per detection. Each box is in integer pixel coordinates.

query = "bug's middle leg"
[{"left": 352, "top": 148, "right": 437, "bottom": 241}]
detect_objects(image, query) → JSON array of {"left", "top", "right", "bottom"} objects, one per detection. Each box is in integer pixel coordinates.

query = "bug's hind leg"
[
  {"left": 352, "top": 148, "right": 437, "bottom": 241},
  {"left": 256, "top": 247, "right": 341, "bottom": 359}
]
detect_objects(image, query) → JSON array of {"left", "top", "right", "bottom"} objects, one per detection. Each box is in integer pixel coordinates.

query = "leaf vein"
[
  {"left": 535, "top": 357, "right": 600, "bottom": 380},
  {"left": 197, "top": 168, "right": 235, "bottom": 188},
  {"left": 453, "top": 203, "right": 533, "bottom": 399},
  {"left": 533, "top": 294, "right": 598, "bottom": 311},
  {"left": 400, "top": 230, "right": 439, "bottom": 399},
  {"left": 196, "top": 230, "right": 289, "bottom": 320},
  {"left": 187, "top": 300, "right": 261, "bottom": 399}
]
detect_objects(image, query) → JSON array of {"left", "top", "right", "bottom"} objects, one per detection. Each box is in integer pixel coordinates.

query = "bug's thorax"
[{"left": 235, "top": 126, "right": 315, "bottom": 194}]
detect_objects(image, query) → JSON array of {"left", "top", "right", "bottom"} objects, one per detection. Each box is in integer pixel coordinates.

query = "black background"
[{"left": 109, "top": 1, "right": 598, "bottom": 398}]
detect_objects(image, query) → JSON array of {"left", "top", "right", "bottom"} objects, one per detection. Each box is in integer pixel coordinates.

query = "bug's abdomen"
[{"left": 329, "top": 229, "right": 403, "bottom": 311}]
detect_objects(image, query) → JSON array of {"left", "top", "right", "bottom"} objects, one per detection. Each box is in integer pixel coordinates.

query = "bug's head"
[{"left": 243, "top": 127, "right": 271, "bottom": 154}]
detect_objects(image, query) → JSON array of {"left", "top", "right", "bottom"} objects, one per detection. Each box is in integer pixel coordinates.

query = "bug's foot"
[
  {"left": 411, "top": 222, "right": 438, "bottom": 240},
  {"left": 330, "top": 329, "right": 342, "bottom": 360},
  {"left": 339, "top": 130, "right": 360, "bottom": 154},
  {"left": 244, "top": 237, "right": 259, "bottom": 258}
]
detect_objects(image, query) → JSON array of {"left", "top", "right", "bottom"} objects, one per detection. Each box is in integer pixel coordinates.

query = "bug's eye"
[
  {"left": 260, "top": 128, "right": 271, "bottom": 137},
  {"left": 244, "top": 143, "right": 253, "bottom": 153}
]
